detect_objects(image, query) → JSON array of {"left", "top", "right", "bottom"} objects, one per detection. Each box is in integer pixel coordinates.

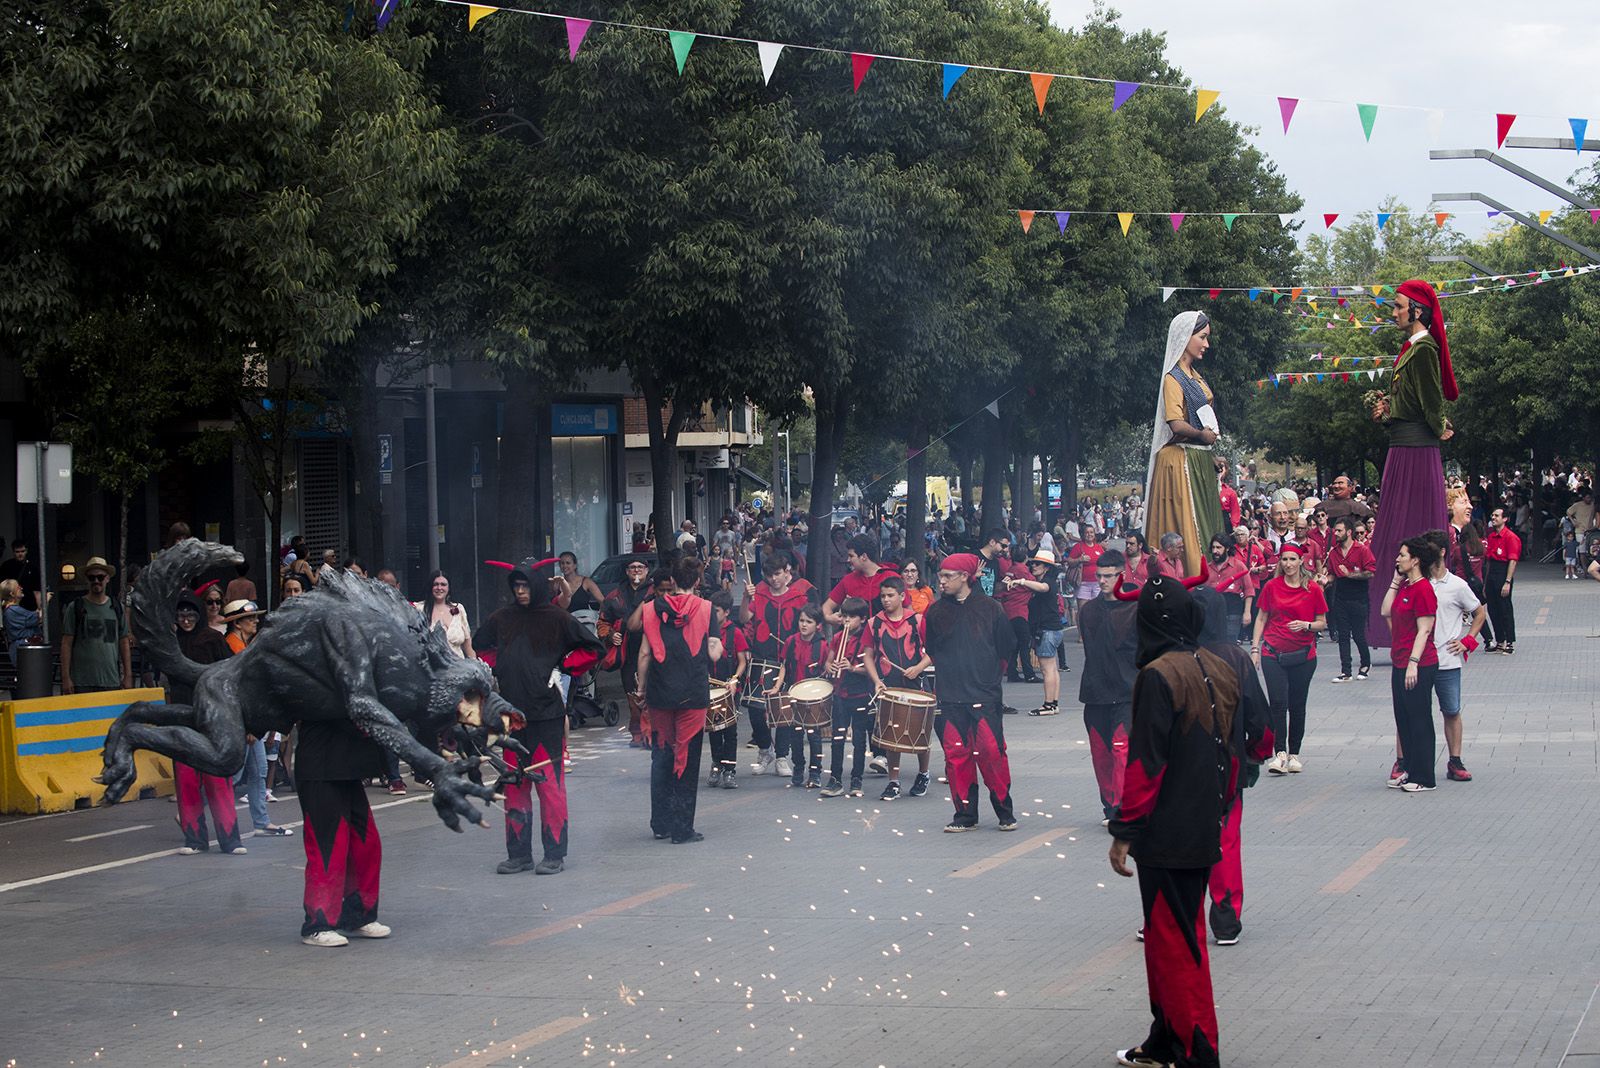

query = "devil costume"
[
  {"left": 922, "top": 553, "right": 1018, "bottom": 830},
  {"left": 170, "top": 592, "right": 243, "bottom": 855},
  {"left": 1109, "top": 568, "right": 1244, "bottom": 1068},
  {"left": 1077, "top": 585, "right": 1139, "bottom": 823},
  {"left": 743, "top": 566, "right": 816, "bottom": 759},
  {"left": 1368, "top": 278, "right": 1459, "bottom": 646},
  {"left": 641, "top": 591, "right": 713, "bottom": 843},
  {"left": 474, "top": 562, "right": 603, "bottom": 874}
]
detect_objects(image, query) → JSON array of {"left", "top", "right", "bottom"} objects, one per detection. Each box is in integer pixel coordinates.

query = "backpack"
[{"left": 70, "top": 594, "right": 125, "bottom": 636}]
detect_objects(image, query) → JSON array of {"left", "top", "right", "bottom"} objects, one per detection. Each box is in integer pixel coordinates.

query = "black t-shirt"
[
  {"left": 922, "top": 590, "right": 1016, "bottom": 707},
  {"left": 294, "top": 718, "right": 386, "bottom": 782},
  {"left": 1027, "top": 567, "right": 1062, "bottom": 631},
  {"left": 475, "top": 603, "right": 604, "bottom": 722}
]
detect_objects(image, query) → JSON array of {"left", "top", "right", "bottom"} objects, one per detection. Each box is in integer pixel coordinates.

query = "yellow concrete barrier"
[{"left": 0, "top": 688, "right": 175, "bottom": 815}]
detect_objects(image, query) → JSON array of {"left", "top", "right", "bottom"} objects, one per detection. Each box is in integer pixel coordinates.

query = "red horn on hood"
[
  {"left": 1113, "top": 580, "right": 1143, "bottom": 602},
  {"left": 1182, "top": 559, "right": 1210, "bottom": 589},
  {"left": 484, "top": 560, "right": 514, "bottom": 571}
]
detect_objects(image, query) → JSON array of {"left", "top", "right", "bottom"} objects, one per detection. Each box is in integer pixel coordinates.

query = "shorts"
[
  {"left": 1034, "top": 628, "right": 1065, "bottom": 660},
  {"left": 1433, "top": 667, "right": 1462, "bottom": 717}
]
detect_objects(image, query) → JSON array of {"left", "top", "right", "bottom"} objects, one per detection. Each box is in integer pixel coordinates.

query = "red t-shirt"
[
  {"left": 832, "top": 625, "right": 878, "bottom": 698},
  {"left": 1205, "top": 555, "right": 1250, "bottom": 595},
  {"left": 1485, "top": 528, "right": 1521, "bottom": 565},
  {"left": 1389, "top": 577, "right": 1439, "bottom": 667},
  {"left": 828, "top": 566, "right": 897, "bottom": 615},
  {"left": 1068, "top": 542, "right": 1107, "bottom": 571},
  {"left": 1325, "top": 540, "right": 1377, "bottom": 579},
  {"left": 1257, "top": 577, "right": 1328, "bottom": 658},
  {"left": 1219, "top": 484, "right": 1241, "bottom": 528},
  {"left": 711, "top": 619, "right": 749, "bottom": 682},
  {"left": 997, "top": 560, "right": 1032, "bottom": 620}
]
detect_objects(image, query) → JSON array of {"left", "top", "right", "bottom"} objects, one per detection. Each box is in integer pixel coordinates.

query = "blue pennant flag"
[{"left": 942, "top": 64, "right": 968, "bottom": 99}]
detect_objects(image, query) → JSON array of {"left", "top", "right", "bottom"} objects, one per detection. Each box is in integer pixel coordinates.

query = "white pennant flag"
[
  {"left": 1162, "top": 287, "right": 1176, "bottom": 302},
  {"left": 757, "top": 42, "right": 784, "bottom": 85},
  {"left": 985, "top": 399, "right": 1001, "bottom": 418},
  {"left": 1366, "top": 370, "right": 1375, "bottom": 380},
  {"left": 1279, "top": 213, "right": 1295, "bottom": 228}
]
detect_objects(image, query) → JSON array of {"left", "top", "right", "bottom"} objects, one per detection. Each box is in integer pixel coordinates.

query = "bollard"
[{"left": 15, "top": 644, "right": 53, "bottom": 701}]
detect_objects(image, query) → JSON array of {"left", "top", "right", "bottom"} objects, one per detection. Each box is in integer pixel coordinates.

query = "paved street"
[{"left": 2, "top": 568, "right": 1597, "bottom": 1068}]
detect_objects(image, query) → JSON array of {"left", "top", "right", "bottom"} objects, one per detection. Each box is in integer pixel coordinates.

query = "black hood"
[{"left": 1136, "top": 574, "right": 1205, "bottom": 668}]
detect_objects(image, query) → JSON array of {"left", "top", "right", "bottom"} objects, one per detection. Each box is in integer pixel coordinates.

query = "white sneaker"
[
  {"left": 868, "top": 755, "right": 889, "bottom": 775},
  {"left": 338, "top": 921, "right": 391, "bottom": 939},
  {"left": 1266, "top": 752, "right": 1289, "bottom": 775},
  {"left": 1287, "top": 754, "right": 1304, "bottom": 773},
  {"left": 302, "top": 930, "right": 349, "bottom": 947},
  {"left": 754, "top": 750, "right": 775, "bottom": 775},
  {"left": 774, "top": 756, "right": 794, "bottom": 778}
]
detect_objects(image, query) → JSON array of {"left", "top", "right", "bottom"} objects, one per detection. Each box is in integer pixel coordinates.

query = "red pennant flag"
[
  {"left": 851, "top": 53, "right": 875, "bottom": 92},
  {"left": 1207, "top": 288, "right": 1220, "bottom": 300},
  {"left": 1323, "top": 213, "right": 1339, "bottom": 228},
  {"left": 1434, "top": 212, "right": 1450, "bottom": 227},
  {"left": 1018, "top": 210, "right": 1035, "bottom": 233},
  {"left": 1496, "top": 113, "right": 1516, "bottom": 148}
]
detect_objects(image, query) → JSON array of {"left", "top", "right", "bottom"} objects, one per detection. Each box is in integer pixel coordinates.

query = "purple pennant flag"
[
  {"left": 1278, "top": 96, "right": 1299, "bottom": 133},
  {"left": 1055, "top": 212, "right": 1071, "bottom": 233},
  {"left": 1112, "top": 81, "right": 1139, "bottom": 112},
  {"left": 374, "top": 0, "right": 398, "bottom": 29}
]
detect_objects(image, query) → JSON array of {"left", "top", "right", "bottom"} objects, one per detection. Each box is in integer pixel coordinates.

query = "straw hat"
[
  {"left": 1028, "top": 548, "right": 1058, "bottom": 566},
  {"left": 83, "top": 556, "right": 115, "bottom": 578},
  {"left": 222, "top": 599, "right": 264, "bottom": 622}
]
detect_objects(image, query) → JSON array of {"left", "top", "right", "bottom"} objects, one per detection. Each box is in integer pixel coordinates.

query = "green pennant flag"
[
  {"left": 669, "top": 30, "right": 695, "bottom": 74},
  {"left": 1222, "top": 213, "right": 1239, "bottom": 231},
  {"left": 1357, "top": 102, "right": 1379, "bottom": 142}
]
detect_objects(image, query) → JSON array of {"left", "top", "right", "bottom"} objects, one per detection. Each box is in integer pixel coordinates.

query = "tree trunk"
[
  {"left": 344, "top": 348, "right": 386, "bottom": 571},
  {"left": 117, "top": 492, "right": 130, "bottom": 610},
  {"left": 951, "top": 437, "right": 974, "bottom": 524},
  {"left": 642, "top": 376, "right": 689, "bottom": 564},
  {"left": 1060, "top": 422, "right": 1081, "bottom": 516},
  {"left": 496, "top": 369, "right": 542, "bottom": 564},
  {"left": 979, "top": 411, "right": 1007, "bottom": 536},
  {"left": 904, "top": 422, "right": 928, "bottom": 568},
  {"left": 1014, "top": 450, "right": 1034, "bottom": 527},
  {"left": 808, "top": 388, "right": 849, "bottom": 592},
  {"left": 1038, "top": 453, "right": 1052, "bottom": 526}
]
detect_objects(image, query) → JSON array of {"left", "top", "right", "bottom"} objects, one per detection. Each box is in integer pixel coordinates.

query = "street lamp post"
[{"left": 778, "top": 431, "right": 791, "bottom": 516}]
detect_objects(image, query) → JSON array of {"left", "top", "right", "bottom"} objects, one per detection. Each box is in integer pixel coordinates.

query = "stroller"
[{"left": 566, "top": 606, "right": 621, "bottom": 729}]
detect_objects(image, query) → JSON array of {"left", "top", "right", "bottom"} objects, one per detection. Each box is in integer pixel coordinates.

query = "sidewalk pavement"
[{"left": 0, "top": 567, "right": 1596, "bottom": 1067}]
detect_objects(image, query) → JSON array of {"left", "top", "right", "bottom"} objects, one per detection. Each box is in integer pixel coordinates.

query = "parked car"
[{"left": 589, "top": 552, "right": 658, "bottom": 599}]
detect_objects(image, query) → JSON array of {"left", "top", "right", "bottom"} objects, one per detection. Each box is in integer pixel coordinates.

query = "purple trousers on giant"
[{"left": 1368, "top": 444, "right": 1446, "bottom": 649}]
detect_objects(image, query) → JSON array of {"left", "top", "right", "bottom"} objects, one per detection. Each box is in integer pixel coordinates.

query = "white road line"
[
  {"left": 0, "top": 794, "right": 432, "bottom": 895},
  {"left": 65, "top": 824, "right": 152, "bottom": 843}
]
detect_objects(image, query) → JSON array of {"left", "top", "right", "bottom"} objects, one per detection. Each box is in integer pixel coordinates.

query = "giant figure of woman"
[
  {"left": 1367, "top": 279, "right": 1458, "bottom": 645},
  {"left": 1143, "top": 311, "right": 1227, "bottom": 578}
]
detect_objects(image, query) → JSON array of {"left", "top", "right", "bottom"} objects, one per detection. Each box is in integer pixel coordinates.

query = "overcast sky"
[{"left": 1044, "top": 2, "right": 1600, "bottom": 247}]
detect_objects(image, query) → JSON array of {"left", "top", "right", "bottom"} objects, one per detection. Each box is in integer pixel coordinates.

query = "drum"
[
  {"left": 745, "top": 659, "right": 782, "bottom": 708},
  {"left": 705, "top": 684, "right": 737, "bottom": 733},
  {"left": 872, "top": 687, "right": 937, "bottom": 753},
  {"left": 763, "top": 692, "right": 795, "bottom": 727},
  {"left": 788, "top": 678, "right": 835, "bottom": 729}
]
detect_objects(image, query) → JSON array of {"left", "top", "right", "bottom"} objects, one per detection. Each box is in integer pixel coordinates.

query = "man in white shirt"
[{"left": 1424, "top": 530, "right": 1487, "bottom": 782}]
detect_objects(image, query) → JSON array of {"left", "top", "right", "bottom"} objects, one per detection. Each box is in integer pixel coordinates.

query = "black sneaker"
[
  {"left": 848, "top": 779, "right": 863, "bottom": 797},
  {"left": 1001, "top": 705, "right": 1018, "bottom": 715},
  {"left": 908, "top": 773, "right": 930, "bottom": 798},
  {"left": 1356, "top": 667, "right": 1370, "bottom": 681},
  {"left": 533, "top": 857, "right": 564, "bottom": 874},
  {"left": 1028, "top": 701, "right": 1058, "bottom": 716},
  {"left": 943, "top": 820, "right": 977, "bottom": 833},
  {"left": 1330, "top": 673, "right": 1353, "bottom": 684},
  {"left": 721, "top": 769, "right": 740, "bottom": 789},
  {"left": 820, "top": 777, "right": 844, "bottom": 797},
  {"left": 1502, "top": 643, "right": 1515, "bottom": 655},
  {"left": 496, "top": 857, "right": 536, "bottom": 874},
  {"left": 879, "top": 781, "right": 902, "bottom": 802},
  {"left": 708, "top": 768, "right": 723, "bottom": 788}
]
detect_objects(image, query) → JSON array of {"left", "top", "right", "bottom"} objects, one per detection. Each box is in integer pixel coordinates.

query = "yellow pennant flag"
[
  {"left": 1369, "top": 284, "right": 1382, "bottom": 296},
  {"left": 1117, "top": 212, "right": 1134, "bottom": 236},
  {"left": 468, "top": 5, "right": 496, "bottom": 29},
  {"left": 1308, "top": 300, "right": 1318, "bottom": 312},
  {"left": 1539, "top": 209, "right": 1553, "bottom": 225},
  {"left": 1195, "top": 89, "right": 1220, "bottom": 122}
]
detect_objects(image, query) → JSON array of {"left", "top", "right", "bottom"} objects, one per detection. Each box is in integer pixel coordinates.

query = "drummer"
[
  {"left": 707, "top": 591, "right": 749, "bottom": 789},
  {"left": 821, "top": 597, "right": 880, "bottom": 798},
  {"left": 869, "top": 576, "right": 933, "bottom": 801},
  {"left": 766, "top": 603, "right": 828, "bottom": 788}
]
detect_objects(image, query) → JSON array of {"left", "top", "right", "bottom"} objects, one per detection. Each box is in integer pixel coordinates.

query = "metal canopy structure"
[{"left": 1430, "top": 146, "right": 1600, "bottom": 263}]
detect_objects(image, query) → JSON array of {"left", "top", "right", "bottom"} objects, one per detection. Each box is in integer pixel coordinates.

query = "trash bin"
[{"left": 15, "top": 644, "right": 54, "bottom": 700}]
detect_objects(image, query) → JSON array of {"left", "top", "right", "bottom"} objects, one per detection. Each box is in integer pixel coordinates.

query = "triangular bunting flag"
[
  {"left": 1590, "top": 209, "right": 1600, "bottom": 224},
  {"left": 1279, "top": 213, "right": 1295, "bottom": 228},
  {"left": 1357, "top": 103, "right": 1378, "bottom": 141},
  {"left": 1323, "top": 213, "right": 1339, "bottom": 228},
  {"left": 1539, "top": 209, "right": 1553, "bottom": 225},
  {"left": 1207, "top": 288, "right": 1220, "bottom": 300},
  {"left": 1571, "top": 118, "right": 1589, "bottom": 156},
  {"left": 1377, "top": 213, "right": 1392, "bottom": 229},
  {"left": 1162, "top": 287, "right": 1176, "bottom": 302},
  {"left": 985, "top": 400, "right": 1000, "bottom": 418},
  {"left": 942, "top": 64, "right": 968, "bottom": 99},
  {"left": 565, "top": 18, "right": 592, "bottom": 60},
  {"left": 1030, "top": 73, "right": 1053, "bottom": 115},
  {"left": 1170, "top": 213, "right": 1185, "bottom": 232},
  {"left": 467, "top": 4, "right": 495, "bottom": 30},
  {"left": 1496, "top": 113, "right": 1516, "bottom": 148},
  {"left": 1434, "top": 212, "right": 1450, "bottom": 227},
  {"left": 1487, "top": 211, "right": 1501, "bottom": 218},
  {"left": 1369, "top": 284, "right": 1382, "bottom": 296},
  {"left": 375, "top": 0, "right": 398, "bottom": 31},
  {"left": 757, "top": 42, "right": 784, "bottom": 85},
  {"left": 1195, "top": 89, "right": 1220, "bottom": 123},
  {"left": 1018, "top": 210, "right": 1035, "bottom": 234},
  {"left": 851, "top": 53, "right": 876, "bottom": 92},
  {"left": 1055, "top": 212, "right": 1071, "bottom": 233},
  {"left": 1222, "top": 214, "right": 1239, "bottom": 231},
  {"left": 1112, "top": 81, "right": 1139, "bottom": 112},
  {"left": 1278, "top": 96, "right": 1298, "bottom": 134},
  {"left": 1248, "top": 288, "right": 1261, "bottom": 301},
  {"left": 1117, "top": 212, "right": 1134, "bottom": 236},
  {"left": 668, "top": 31, "right": 695, "bottom": 75},
  {"left": 1290, "top": 287, "right": 1303, "bottom": 301}
]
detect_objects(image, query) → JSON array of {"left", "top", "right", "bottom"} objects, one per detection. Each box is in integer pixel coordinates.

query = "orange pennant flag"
[
  {"left": 467, "top": 4, "right": 496, "bottom": 29},
  {"left": 1030, "top": 73, "right": 1053, "bottom": 115},
  {"left": 1018, "top": 210, "right": 1035, "bottom": 234},
  {"left": 1434, "top": 212, "right": 1450, "bottom": 227},
  {"left": 1538, "top": 209, "right": 1554, "bottom": 225},
  {"left": 1117, "top": 212, "right": 1134, "bottom": 236},
  {"left": 1290, "top": 287, "right": 1303, "bottom": 301}
]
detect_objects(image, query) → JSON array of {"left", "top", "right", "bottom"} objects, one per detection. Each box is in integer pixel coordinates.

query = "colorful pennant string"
[{"left": 425, "top": 0, "right": 1590, "bottom": 143}]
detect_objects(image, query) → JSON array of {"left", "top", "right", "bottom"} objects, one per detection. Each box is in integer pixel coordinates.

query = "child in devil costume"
[
  {"left": 1108, "top": 565, "right": 1247, "bottom": 1068},
  {"left": 639, "top": 556, "right": 717, "bottom": 843},
  {"left": 474, "top": 560, "right": 603, "bottom": 875},
  {"left": 1077, "top": 549, "right": 1139, "bottom": 828},
  {"left": 169, "top": 591, "right": 245, "bottom": 856}
]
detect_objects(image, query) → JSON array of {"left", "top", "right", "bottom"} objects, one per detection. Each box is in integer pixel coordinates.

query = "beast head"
[{"left": 430, "top": 657, "right": 526, "bottom": 753}]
